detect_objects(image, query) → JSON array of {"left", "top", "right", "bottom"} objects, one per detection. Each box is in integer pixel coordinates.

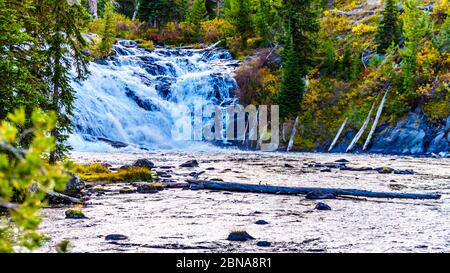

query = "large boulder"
[
  {"left": 59, "top": 173, "right": 85, "bottom": 197},
  {"left": 132, "top": 159, "right": 155, "bottom": 170}
]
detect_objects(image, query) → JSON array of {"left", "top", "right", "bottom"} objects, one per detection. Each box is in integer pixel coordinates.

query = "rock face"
[{"left": 369, "top": 111, "right": 449, "bottom": 155}]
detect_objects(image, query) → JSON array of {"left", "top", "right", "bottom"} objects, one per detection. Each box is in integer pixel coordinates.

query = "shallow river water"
[{"left": 38, "top": 150, "right": 450, "bottom": 253}]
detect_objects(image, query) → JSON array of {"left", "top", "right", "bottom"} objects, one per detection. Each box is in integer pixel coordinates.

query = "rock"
[
  {"left": 105, "top": 234, "right": 128, "bottom": 241},
  {"left": 65, "top": 209, "right": 86, "bottom": 219},
  {"left": 306, "top": 191, "right": 336, "bottom": 200},
  {"left": 428, "top": 132, "right": 450, "bottom": 154},
  {"left": 376, "top": 167, "right": 394, "bottom": 174},
  {"left": 180, "top": 160, "right": 199, "bottom": 168},
  {"left": 284, "top": 163, "right": 294, "bottom": 168},
  {"left": 438, "top": 152, "right": 450, "bottom": 158},
  {"left": 137, "top": 183, "right": 164, "bottom": 194},
  {"left": 81, "top": 49, "right": 92, "bottom": 57},
  {"left": 206, "top": 167, "right": 215, "bottom": 170},
  {"left": 119, "top": 187, "right": 136, "bottom": 194},
  {"left": 255, "top": 220, "right": 269, "bottom": 225},
  {"left": 97, "top": 137, "right": 128, "bottom": 148},
  {"left": 320, "top": 168, "right": 331, "bottom": 172},
  {"left": 132, "top": 159, "right": 155, "bottom": 170},
  {"left": 335, "top": 159, "right": 350, "bottom": 163},
  {"left": 59, "top": 173, "right": 85, "bottom": 197},
  {"left": 256, "top": 241, "right": 271, "bottom": 247},
  {"left": 227, "top": 231, "right": 255, "bottom": 242},
  {"left": 315, "top": 202, "right": 331, "bottom": 211},
  {"left": 393, "top": 169, "right": 415, "bottom": 175}
]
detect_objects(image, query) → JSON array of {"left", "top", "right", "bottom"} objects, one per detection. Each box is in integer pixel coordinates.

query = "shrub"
[
  {"left": 0, "top": 109, "right": 68, "bottom": 252},
  {"left": 69, "top": 163, "right": 154, "bottom": 183}
]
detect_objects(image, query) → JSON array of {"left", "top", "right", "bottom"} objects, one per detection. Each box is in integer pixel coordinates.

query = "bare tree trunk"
[
  {"left": 282, "top": 123, "right": 287, "bottom": 143},
  {"left": 328, "top": 117, "right": 348, "bottom": 152},
  {"left": 132, "top": 0, "right": 139, "bottom": 21},
  {"left": 363, "top": 87, "right": 390, "bottom": 151},
  {"left": 346, "top": 102, "right": 376, "bottom": 153},
  {"left": 287, "top": 116, "right": 299, "bottom": 152},
  {"left": 88, "top": 0, "right": 98, "bottom": 19}
]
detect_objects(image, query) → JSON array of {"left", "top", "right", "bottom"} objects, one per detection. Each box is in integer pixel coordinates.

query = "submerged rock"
[
  {"left": 227, "top": 231, "right": 255, "bottom": 242},
  {"left": 255, "top": 220, "right": 269, "bottom": 225},
  {"left": 256, "top": 241, "right": 271, "bottom": 247},
  {"left": 315, "top": 202, "right": 332, "bottom": 211},
  {"left": 105, "top": 234, "right": 128, "bottom": 241},
  {"left": 180, "top": 160, "right": 199, "bottom": 168},
  {"left": 306, "top": 191, "right": 336, "bottom": 200}
]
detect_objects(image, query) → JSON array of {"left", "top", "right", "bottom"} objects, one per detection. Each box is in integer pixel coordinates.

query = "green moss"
[
  {"left": 69, "top": 163, "right": 154, "bottom": 183},
  {"left": 65, "top": 209, "right": 86, "bottom": 219}
]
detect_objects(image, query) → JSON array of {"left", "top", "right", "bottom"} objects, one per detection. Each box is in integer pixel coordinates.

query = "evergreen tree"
[
  {"left": 35, "top": 0, "right": 90, "bottom": 162},
  {"left": 99, "top": 0, "right": 117, "bottom": 57},
  {"left": 400, "top": 0, "right": 431, "bottom": 100},
  {"left": 278, "top": 34, "right": 305, "bottom": 121},
  {"left": 224, "top": 0, "right": 254, "bottom": 48},
  {"left": 137, "top": 0, "right": 175, "bottom": 29},
  {"left": 281, "top": 0, "right": 319, "bottom": 77},
  {"left": 0, "top": 0, "right": 44, "bottom": 121},
  {"left": 190, "top": 0, "right": 208, "bottom": 39},
  {"left": 375, "top": 0, "right": 401, "bottom": 53}
]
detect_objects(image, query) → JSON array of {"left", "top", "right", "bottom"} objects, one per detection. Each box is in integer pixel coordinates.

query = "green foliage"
[
  {"left": 376, "top": 0, "right": 401, "bottom": 53},
  {"left": 400, "top": 0, "right": 431, "bottom": 103},
  {"left": 0, "top": 109, "right": 68, "bottom": 252},
  {"left": 190, "top": 0, "right": 208, "bottom": 39},
  {"left": 225, "top": 0, "right": 254, "bottom": 48},
  {"left": 98, "top": 0, "right": 117, "bottom": 57},
  {"left": 278, "top": 35, "right": 305, "bottom": 121},
  {"left": 68, "top": 163, "right": 154, "bottom": 183}
]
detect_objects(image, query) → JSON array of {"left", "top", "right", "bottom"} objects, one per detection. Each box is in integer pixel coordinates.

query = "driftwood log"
[
  {"left": 328, "top": 117, "right": 348, "bottom": 152},
  {"left": 363, "top": 86, "right": 390, "bottom": 151},
  {"left": 188, "top": 180, "right": 441, "bottom": 200}
]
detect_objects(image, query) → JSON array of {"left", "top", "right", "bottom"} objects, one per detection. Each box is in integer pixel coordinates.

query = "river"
[{"left": 38, "top": 150, "right": 450, "bottom": 253}]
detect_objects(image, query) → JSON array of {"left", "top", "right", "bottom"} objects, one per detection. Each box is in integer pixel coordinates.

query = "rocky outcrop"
[
  {"left": 325, "top": 110, "right": 449, "bottom": 156},
  {"left": 369, "top": 110, "right": 450, "bottom": 156}
]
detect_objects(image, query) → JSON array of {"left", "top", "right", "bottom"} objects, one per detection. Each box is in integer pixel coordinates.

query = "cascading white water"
[{"left": 69, "top": 40, "right": 240, "bottom": 151}]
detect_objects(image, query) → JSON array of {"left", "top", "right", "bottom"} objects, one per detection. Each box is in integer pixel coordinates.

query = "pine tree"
[
  {"left": 99, "top": 0, "right": 117, "bottom": 57},
  {"left": 278, "top": 34, "right": 305, "bottom": 121},
  {"left": 0, "top": 0, "right": 44, "bottom": 121},
  {"left": 190, "top": 0, "right": 208, "bottom": 39},
  {"left": 224, "top": 0, "right": 254, "bottom": 48},
  {"left": 35, "top": 0, "right": 90, "bottom": 162},
  {"left": 282, "top": 0, "right": 319, "bottom": 77},
  {"left": 375, "top": 0, "right": 401, "bottom": 53},
  {"left": 400, "top": 0, "right": 431, "bottom": 100}
]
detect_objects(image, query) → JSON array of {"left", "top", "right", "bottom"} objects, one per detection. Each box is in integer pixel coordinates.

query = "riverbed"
[{"left": 38, "top": 150, "right": 450, "bottom": 253}]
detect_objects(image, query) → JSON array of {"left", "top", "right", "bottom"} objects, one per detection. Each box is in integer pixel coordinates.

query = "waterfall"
[{"left": 69, "top": 40, "right": 239, "bottom": 151}]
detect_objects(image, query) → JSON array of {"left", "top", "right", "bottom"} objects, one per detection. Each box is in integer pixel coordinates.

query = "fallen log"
[{"left": 187, "top": 180, "right": 441, "bottom": 200}]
